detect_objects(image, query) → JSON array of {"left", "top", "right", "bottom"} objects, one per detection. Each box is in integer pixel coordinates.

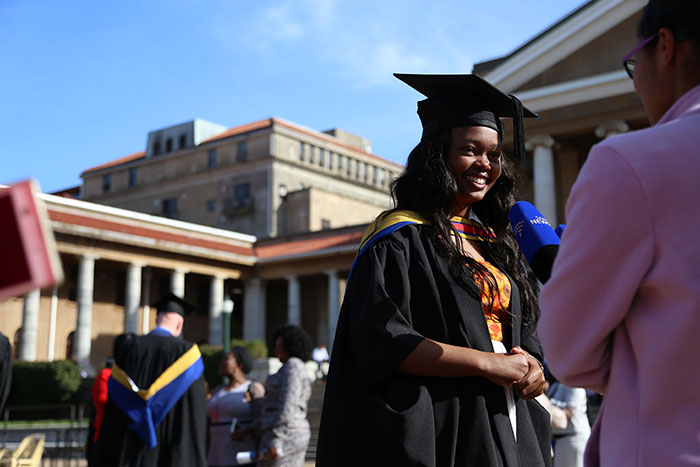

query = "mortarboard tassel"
[{"left": 510, "top": 95, "right": 526, "bottom": 159}]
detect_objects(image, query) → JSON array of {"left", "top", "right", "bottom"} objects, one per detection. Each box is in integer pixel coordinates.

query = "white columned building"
[
  {"left": 18, "top": 289, "right": 40, "bottom": 361},
  {"left": 47, "top": 286, "right": 58, "bottom": 361},
  {"left": 141, "top": 267, "right": 152, "bottom": 335},
  {"left": 286, "top": 275, "right": 301, "bottom": 326},
  {"left": 326, "top": 270, "right": 340, "bottom": 349},
  {"left": 527, "top": 135, "right": 558, "bottom": 225},
  {"left": 595, "top": 120, "right": 629, "bottom": 140},
  {"left": 243, "top": 278, "right": 266, "bottom": 342},
  {"left": 76, "top": 254, "right": 98, "bottom": 372},
  {"left": 124, "top": 262, "right": 144, "bottom": 334},
  {"left": 208, "top": 275, "right": 225, "bottom": 346},
  {"left": 170, "top": 268, "right": 188, "bottom": 298}
]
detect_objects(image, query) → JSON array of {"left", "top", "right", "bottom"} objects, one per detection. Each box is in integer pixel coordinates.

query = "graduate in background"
[
  {"left": 317, "top": 74, "right": 550, "bottom": 466},
  {"left": 0, "top": 332, "right": 11, "bottom": 415},
  {"left": 96, "top": 292, "right": 207, "bottom": 467}
]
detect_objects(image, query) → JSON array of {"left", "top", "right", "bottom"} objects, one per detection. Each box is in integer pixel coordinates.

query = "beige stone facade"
[{"left": 81, "top": 118, "right": 401, "bottom": 239}]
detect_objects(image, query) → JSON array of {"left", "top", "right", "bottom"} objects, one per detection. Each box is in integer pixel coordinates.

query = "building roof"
[
  {"left": 40, "top": 191, "right": 366, "bottom": 268},
  {"left": 81, "top": 117, "right": 403, "bottom": 177},
  {"left": 255, "top": 225, "right": 366, "bottom": 262},
  {"left": 50, "top": 185, "right": 81, "bottom": 199},
  {"left": 82, "top": 151, "right": 146, "bottom": 175},
  {"left": 473, "top": 0, "right": 597, "bottom": 75}
]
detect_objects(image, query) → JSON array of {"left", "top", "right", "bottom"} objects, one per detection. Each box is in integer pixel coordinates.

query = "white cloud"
[{"left": 210, "top": 0, "right": 490, "bottom": 88}]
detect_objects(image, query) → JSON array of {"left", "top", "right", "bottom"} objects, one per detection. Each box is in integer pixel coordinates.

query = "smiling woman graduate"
[{"left": 316, "top": 74, "right": 551, "bottom": 467}]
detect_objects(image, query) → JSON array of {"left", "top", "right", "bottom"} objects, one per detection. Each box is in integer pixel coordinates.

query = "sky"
[{"left": 1, "top": 0, "right": 586, "bottom": 193}]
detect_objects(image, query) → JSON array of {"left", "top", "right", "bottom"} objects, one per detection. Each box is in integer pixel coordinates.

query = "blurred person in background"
[
  {"left": 258, "top": 325, "right": 312, "bottom": 467},
  {"left": 207, "top": 346, "right": 264, "bottom": 467}
]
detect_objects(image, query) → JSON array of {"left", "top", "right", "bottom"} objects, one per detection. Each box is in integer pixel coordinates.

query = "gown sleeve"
[{"left": 344, "top": 235, "right": 426, "bottom": 388}]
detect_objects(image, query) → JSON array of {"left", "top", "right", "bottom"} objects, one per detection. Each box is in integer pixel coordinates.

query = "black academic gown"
[
  {"left": 96, "top": 330, "right": 207, "bottom": 467},
  {"left": 316, "top": 224, "right": 551, "bottom": 467},
  {"left": 0, "top": 333, "right": 11, "bottom": 414}
]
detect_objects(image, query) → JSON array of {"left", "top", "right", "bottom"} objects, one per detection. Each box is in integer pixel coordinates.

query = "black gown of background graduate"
[
  {"left": 0, "top": 332, "right": 11, "bottom": 414},
  {"left": 96, "top": 331, "right": 207, "bottom": 467},
  {"left": 316, "top": 223, "right": 551, "bottom": 467}
]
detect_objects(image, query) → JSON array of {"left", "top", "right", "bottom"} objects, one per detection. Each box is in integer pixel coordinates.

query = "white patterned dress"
[{"left": 259, "top": 357, "right": 311, "bottom": 467}]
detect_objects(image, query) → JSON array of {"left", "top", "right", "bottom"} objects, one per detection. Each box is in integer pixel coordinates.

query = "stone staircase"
[{"left": 305, "top": 379, "right": 326, "bottom": 464}]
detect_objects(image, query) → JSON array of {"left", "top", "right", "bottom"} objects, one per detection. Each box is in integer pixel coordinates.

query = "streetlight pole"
[{"left": 222, "top": 296, "right": 234, "bottom": 354}]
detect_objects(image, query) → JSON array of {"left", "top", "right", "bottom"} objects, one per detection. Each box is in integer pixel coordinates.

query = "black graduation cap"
[
  {"left": 394, "top": 73, "right": 537, "bottom": 159},
  {"left": 152, "top": 292, "right": 199, "bottom": 318}
]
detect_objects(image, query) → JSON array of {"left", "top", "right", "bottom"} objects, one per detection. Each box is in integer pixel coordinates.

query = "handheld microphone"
[
  {"left": 508, "top": 201, "right": 560, "bottom": 284},
  {"left": 555, "top": 224, "right": 566, "bottom": 238}
]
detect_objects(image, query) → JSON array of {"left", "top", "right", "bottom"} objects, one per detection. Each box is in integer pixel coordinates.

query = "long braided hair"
[{"left": 390, "top": 128, "right": 540, "bottom": 327}]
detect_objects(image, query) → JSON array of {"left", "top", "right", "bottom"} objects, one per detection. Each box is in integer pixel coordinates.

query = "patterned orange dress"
[{"left": 472, "top": 260, "right": 511, "bottom": 342}]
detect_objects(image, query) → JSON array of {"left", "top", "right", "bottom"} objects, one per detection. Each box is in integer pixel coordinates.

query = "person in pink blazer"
[{"left": 538, "top": 1, "right": 700, "bottom": 466}]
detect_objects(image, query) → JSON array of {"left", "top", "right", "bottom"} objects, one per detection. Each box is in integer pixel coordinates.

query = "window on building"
[
  {"left": 208, "top": 149, "right": 217, "bottom": 169},
  {"left": 319, "top": 149, "right": 326, "bottom": 167},
  {"left": 309, "top": 146, "right": 315, "bottom": 165},
  {"left": 234, "top": 183, "right": 251, "bottom": 204},
  {"left": 179, "top": 134, "right": 187, "bottom": 150},
  {"left": 206, "top": 199, "right": 216, "bottom": 212},
  {"left": 237, "top": 141, "right": 248, "bottom": 162},
  {"left": 299, "top": 142, "right": 305, "bottom": 161},
  {"left": 153, "top": 140, "right": 161, "bottom": 155},
  {"left": 353, "top": 159, "right": 359, "bottom": 178},
  {"left": 166, "top": 138, "right": 173, "bottom": 153},
  {"left": 102, "top": 174, "right": 111, "bottom": 193},
  {"left": 363, "top": 163, "right": 370, "bottom": 182},
  {"left": 347, "top": 158, "right": 353, "bottom": 176},
  {"left": 129, "top": 168, "right": 137, "bottom": 187},
  {"left": 372, "top": 166, "right": 378, "bottom": 184},
  {"left": 337, "top": 155, "right": 344, "bottom": 172},
  {"left": 321, "top": 219, "right": 331, "bottom": 230},
  {"left": 162, "top": 197, "right": 178, "bottom": 218}
]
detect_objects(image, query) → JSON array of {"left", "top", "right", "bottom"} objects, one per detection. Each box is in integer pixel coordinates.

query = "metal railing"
[{"left": 1, "top": 404, "right": 89, "bottom": 466}]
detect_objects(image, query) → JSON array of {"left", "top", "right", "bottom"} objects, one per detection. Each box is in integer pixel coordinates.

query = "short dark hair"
[
  {"left": 231, "top": 346, "right": 254, "bottom": 374},
  {"left": 272, "top": 325, "right": 313, "bottom": 362},
  {"left": 638, "top": 0, "right": 700, "bottom": 56}
]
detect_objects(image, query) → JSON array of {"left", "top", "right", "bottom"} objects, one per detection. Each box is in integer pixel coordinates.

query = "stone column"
[
  {"left": 76, "top": 254, "right": 97, "bottom": 372},
  {"left": 209, "top": 275, "right": 225, "bottom": 346},
  {"left": 326, "top": 270, "right": 340, "bottom": 349},
  {"left": 527, "top": 135, "right": 557, "bottom": 225},
  {"left": 18, "top": 289, "right": 40, "bottom": 361},
  {"left": 48, "top": 286, "right": 58, "bottom": 361},
  {"left": 243, "top": 278, "right": 266, "bottom": 342},
  {"left": 124, "top": 262, "right": 144, "bottom": 334},
  {"left": 141, "top": 267, "right": 152, "bottom": 335},
  {"left": 595, "top": 120, "right": 629, "bottom": 139},
  {"left": 286, "top": 275, "right": 301, "bottom": 326},
  {"left": 170, "top": 268, "right": 187, "bottom": 297}
]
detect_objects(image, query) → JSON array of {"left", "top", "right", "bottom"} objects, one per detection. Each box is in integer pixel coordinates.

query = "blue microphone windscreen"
[
  {"left": 508, "top": 201, "right": 560, "bottom": 262},
  {"left": 555, "top": 224, "right": 567, "bottom": 238}
]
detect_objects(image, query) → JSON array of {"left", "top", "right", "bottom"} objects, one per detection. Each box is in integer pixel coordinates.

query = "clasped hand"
[{"left": 484, "top": 346, "right": 545, "bottom": 399}]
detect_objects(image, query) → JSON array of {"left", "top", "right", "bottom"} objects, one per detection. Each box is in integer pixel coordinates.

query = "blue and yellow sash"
[
  {"left": 107, "top": 343, "right": 204, "bottom": 449},
  {"left": 349, "top": 210, "right": 427, "bottom": 277}
]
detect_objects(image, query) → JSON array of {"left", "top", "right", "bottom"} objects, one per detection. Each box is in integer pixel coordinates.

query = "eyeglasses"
[{"left": 622, "top": 33, "right": 658, "bottom": 79}]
